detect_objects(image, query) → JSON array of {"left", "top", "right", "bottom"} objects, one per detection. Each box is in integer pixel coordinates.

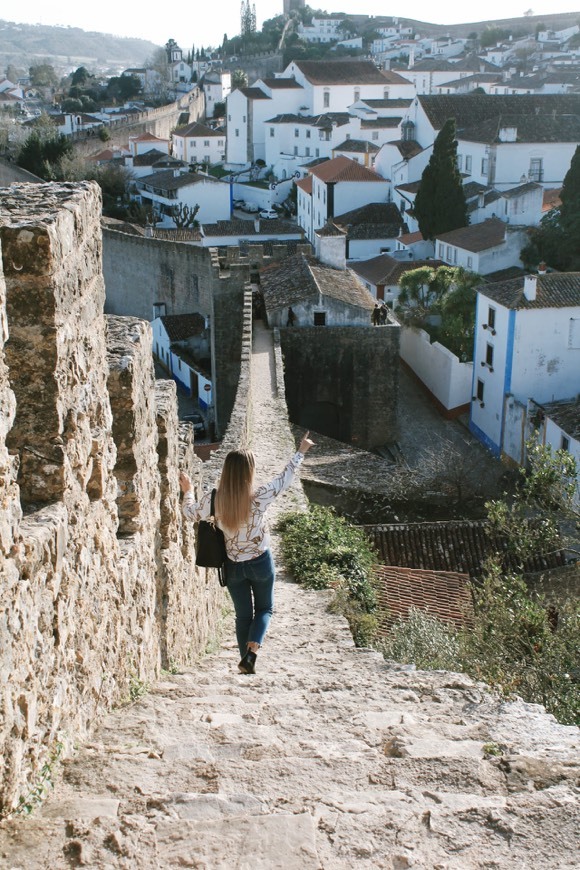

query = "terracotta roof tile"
[
  {"left": 333, "top": 139, "right": 380, "bottom": 154},
  {"left": 160, "top": 313, "right": 206, "bottom": 340},
  {"left": 310, "top": 155, "right": 387, "bottom": 184},
  {"left": 262, "top": 77, "right": 304, "bottom": 89},
  {"left": 239, "top": 87, "right": 270, "bottom": 100},
  {"left": 351, "top": 255, "right": 444, "bottom": 286},
  {"left": 538, "top": 398, "right": 580, "bottom": 439},
  {"left": 374, "top": 566, "right": 473, "bottom": 631},
  {"left": 365, "top": 520, "right": 566, "bottom": 578},
  {"left": 293, "top": 59, "right": 398, "bottom": 85},
  {"left": 173, "top": 121, "right": 224, "bottom": 138},
  {"left": 435, "top": 218, "right": 507, "bottom": 252},
  {"left": 479, "top": 272, "right": 580, "bottom": 310},
  {"left": 296, "top": 176, "right": 313, "bottom": 194},
  {"left": 260, "top": 252, "right": 375, "bottom": 312}
]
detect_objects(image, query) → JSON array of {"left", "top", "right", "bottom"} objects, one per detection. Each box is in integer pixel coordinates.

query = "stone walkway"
[{"left": 1, "top": 325, "right": 579, "bottom": 869}]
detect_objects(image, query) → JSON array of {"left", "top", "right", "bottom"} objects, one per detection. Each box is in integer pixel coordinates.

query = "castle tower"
[{"left": 283, "top": 0, "right": 305, "bottom": 15}]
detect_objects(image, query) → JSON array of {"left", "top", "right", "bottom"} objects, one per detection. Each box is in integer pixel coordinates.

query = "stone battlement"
[{"left": 0, "top": 182, "right": 239, "bottom": 812}]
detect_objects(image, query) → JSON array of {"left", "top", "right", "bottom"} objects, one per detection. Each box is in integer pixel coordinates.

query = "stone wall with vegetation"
[{"left": 0, "top": 182, "right": 225, "bottom": 813}]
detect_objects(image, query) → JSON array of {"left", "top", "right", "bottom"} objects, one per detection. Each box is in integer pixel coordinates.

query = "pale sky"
[{"left": 5, "top": 2, "right": 580, "bottom": 50}]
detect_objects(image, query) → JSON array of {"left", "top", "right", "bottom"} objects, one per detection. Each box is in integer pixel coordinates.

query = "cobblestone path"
[{"left": 1, "top": 325, "right": 578, "bottom": 869}]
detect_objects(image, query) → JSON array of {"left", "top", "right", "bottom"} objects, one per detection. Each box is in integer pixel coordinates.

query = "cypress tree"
[
  {"left": 559, "top": 145, "right": 580, "bottom": 268},
  {"left": 414, "top": 118, "right": 468, "bottom": 240}
]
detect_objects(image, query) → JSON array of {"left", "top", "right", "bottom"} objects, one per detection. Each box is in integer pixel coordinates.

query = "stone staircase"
[
  {"left": 1, "top": 572, "right": 578, "bottom": 868},
  {"left": 1, "top": 324, "right": 578, "bottom": 869}
]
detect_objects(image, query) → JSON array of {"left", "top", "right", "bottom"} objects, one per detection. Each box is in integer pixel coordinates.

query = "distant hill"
[
  {"left": 400, "top": 10, "right": 580, "bottom": 39},
  {"left": 0, "top": 19, "right": 159, "bottom": 70}
]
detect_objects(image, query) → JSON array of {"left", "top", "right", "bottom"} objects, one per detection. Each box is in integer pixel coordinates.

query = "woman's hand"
[
  {"left": 179, "top": 471, "right": 192, "bottom": 494},
  {"left": 299, "top": 431, "right": 315, "bottom": 454}
]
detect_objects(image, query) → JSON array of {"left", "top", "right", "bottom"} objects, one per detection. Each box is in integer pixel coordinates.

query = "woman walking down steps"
[{"left": 180, "top": 431, "right": 315, "bottom": 675}]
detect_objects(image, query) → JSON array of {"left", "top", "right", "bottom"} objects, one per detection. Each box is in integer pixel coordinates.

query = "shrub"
[
  {"left": 378, "top": 608, "right": 461, "bottom": 670},
  {"left": 276, "top": 505, "right": 378, "bottom": 645}
]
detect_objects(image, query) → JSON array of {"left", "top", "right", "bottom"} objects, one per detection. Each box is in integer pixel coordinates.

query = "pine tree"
[
  {"left": 559, "top": 145, "right": 580, "bottom": 268},
  {"left": 414, "top": 118, "right": 468, "bottom": 240}
]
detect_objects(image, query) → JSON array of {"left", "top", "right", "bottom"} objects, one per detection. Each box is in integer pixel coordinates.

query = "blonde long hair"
[{"left": 215, "top": 449, "right": 255, "bottom": 531}]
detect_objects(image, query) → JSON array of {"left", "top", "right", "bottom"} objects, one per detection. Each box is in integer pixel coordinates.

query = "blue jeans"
[{"left": 225, "top": 549, "right": 275, "bottom": 657}]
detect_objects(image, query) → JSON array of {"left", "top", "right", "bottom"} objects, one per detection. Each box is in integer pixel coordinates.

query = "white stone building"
[
  {"left": 202, "top": 71, "right": 231, "bottom": 118},
  {"left": 434, "top": 219, "right": 527, "bottom": 276},
  {"left": 172, "top": 122, "right": 226, "bottom": 166},
  {"left": 296, "top": 155, "right": 390, "bottom": 244},
  {"left": 136, "top": 169, "right": 231, "bottom": 227},
  {"left": 470, "top": 273, "right": 580, "bottom": 460}
]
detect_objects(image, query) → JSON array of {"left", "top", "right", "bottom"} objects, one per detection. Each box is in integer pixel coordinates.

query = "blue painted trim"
[
  {"left": 199, "top": 397, "right": 209, "bottom": 410},
  {"left": 469, "top": 419, "right": 501, "bottom": 457},
  {"left": 504, "top": 309, "right": 516, "bottom": 397}
]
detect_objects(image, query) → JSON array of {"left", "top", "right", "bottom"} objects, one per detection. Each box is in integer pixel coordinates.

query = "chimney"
[
  {"left": 524, "top": 274, "right": 537, "bottom": 301},
  {"left": 538, "top": 261, "right": 547, "bottom": 275}
]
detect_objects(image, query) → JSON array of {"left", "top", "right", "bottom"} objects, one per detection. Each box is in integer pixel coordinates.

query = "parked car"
[
  {"left": 242, "top": 202, "right": 259, "bottom": 213},
  {"left": 233, "top": 199, "right": 245, "bottom": 209},
  {"left": 259, "top": 209, "right": 277, "bottom": 219},
  {"left": 182, "top": 412, "right": 206, "bottom": 437}
]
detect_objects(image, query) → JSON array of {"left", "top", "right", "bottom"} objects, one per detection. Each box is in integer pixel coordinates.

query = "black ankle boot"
[{"left": 238, "top": 649, "right": 257, "bottom": 674}]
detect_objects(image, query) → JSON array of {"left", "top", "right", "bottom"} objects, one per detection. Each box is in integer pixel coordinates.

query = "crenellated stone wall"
[{"left": 0, "top": 182, "right": 233, "bottom": 813}]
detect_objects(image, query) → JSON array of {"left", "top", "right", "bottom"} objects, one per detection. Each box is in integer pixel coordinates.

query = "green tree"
[
  {"left": 17, "top": 124, "right": 73, "bottom": 180},
  {"left": 231, "top": 69, "right": 248, "bottom": 90},
  {"left": 172, "top": 202, "right": 200, "bottom": 228},
  {"left": 107, "top": 75, "right": 141, "bottom": 102},
  {"left": 71, "top": 66, "right": 92, "bottom": 87},
  {"left": 29, "top": 62, "right": 58, "bottom": 91},
  {"left": 414, "top": 119, "right": 468, "bottom": 240},
  {"left": 559, "top": 145, "right": 580, "bottom": 268}
]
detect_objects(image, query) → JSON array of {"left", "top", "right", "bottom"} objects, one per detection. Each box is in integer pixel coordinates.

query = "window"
[
  {"left": 446, "top": 245, "right": 452, "bottom": 260},
  {"left": 476, "top": 379, "right": 485, "bottom": 402},
  {"left": 306, "top": 129, "right": 311, "bottom": 138},
  {"left": 561, "top": 435, "right": 570, "bottom": 452},
  {"left": 235, "top": 129, "right": 239, "bottom": 137},
  {"left": 294, "top": 128, "right": 299, "bottom": 137},
  {"left": 457, "top": 154, "right": 463, "bottom": 170},
  {"left": 481, "top": 157, "right": 489, "bottom": 176},
  {"left": 467, "top": 256, "right": 473, "bottom": 270},
  {"left": 488, "top": 307, "right": 496, "bottom": 330},
  {"left": 243, "top": 115, "right": 246, "bottom": 122},
  {"left": 204, "top": 140, "right": 209, "bottom": 146},
  {"left": 153, "top": 302, "right": 166, "bottom": 318},
  {"left": 438, "top": 243, "right": 444, "bottom": 257},
  {"left": 305, "top": 147, "right": 310, "bottom": 156},
  {"left": 465, "top": 155, "right": 472, "bottom": 174},
  {"left": 372, "top": 131, "right": 379, "bottom": 141},
  {"left": 314, "top": 311, "right": 326, "bottom": 326},
  {"left": 346, "top": 134, "right": 350, "bottom": 140},
  {"left": 294, "top": 145, "right": 298, "bottom": 155},
  {"left": 485, "top": 343, "right": 494, "bottom": 368},
  {"left": 384, "top": 87, "right": 390, "bottom": 98},
  {"left": 399, "top": 200, "right": 406, "bottom": 213},
  {"left": 323, "top": 89, "right": 330, "bottom": 108},
  {"left": 529, "top": 158, "right": 543, "bottom": 182},
  {"left": 270, "top": 127, "right": 275, "bottom": 137},
  {"left": 315, "top": 148, "right": 319, "bottom": 157},
  {"left": 228, "top": 114, "right": 231, "bottom": 121}
]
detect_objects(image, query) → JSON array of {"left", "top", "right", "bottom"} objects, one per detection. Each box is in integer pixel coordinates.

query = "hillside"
[{"left": 0, "top": 19, "right": 159, "bottom": 70}]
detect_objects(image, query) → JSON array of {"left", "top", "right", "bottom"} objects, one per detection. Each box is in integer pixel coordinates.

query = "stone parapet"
[{"left": 0, "top": 183, "right": 223, "bottom": 813}]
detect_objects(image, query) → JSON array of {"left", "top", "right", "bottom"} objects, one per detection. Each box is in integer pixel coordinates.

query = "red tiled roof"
[
  {"left": 130, "top": 132, "right": 167, "bottom": 142},
  {"left": 296, "top": 176, "right": 313, "bottom": 194},
  {"left": 398, "top": 231, "right": 423, "bottom": 244},
  {"left": 160, "top": 313, "right": 206, "bottom": 340},
  {"left": 173, "top": 121, "right": 224, "bottom": 138},
  {"left": 294, "top": 60, "right": 399, "bottom": 86},
  {"left": 310, "top": 155, "right": 387, "bottom": 184},
  {"left": 542, "top": 187, "right": 562, "bottom": 212},
  {"left": 435, "top": 218, "right": 507, "bottom": 252},
  {"left": 374, "top": 566, "right": 473, "bottom": 632}
]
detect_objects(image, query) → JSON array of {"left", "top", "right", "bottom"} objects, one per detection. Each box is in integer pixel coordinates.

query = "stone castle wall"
[
  {"left": 280, "top": 325, "right": 400, "bottom": 449},
  {"left": 0, "top": 182, "right": 252, "bottom": 813}
]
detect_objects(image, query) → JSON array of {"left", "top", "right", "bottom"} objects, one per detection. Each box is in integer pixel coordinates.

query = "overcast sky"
[{"left": 6, "top": 2, "right": 579, "bottom": 50}]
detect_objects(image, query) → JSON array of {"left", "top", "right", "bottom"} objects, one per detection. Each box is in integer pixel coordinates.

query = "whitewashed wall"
[{"left": 400, "top": 326, "right": 473, "bottom": 413}]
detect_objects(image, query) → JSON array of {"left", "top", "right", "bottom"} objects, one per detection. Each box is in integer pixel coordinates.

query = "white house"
[
  {"left": 264, "top": 112, "right": 351, "bottom": 179},
  {"left": 128, "top": 132, "right": 170, "bottom": 157},
  {"left": 260, "top": 251, "right": 376, "bottom": 328},
  {"left": 297, "top": 16, "right": 345, "bottom": 43},
  {"left": 415, "top": 94, "right": 580, "bottom": 190},
  {"left": 202, "top": 71, "right": 231, "bottom": 118},
  {"left": 350, "top": 254, "right": 444, "bottom": 305},
  {"left": 297, "top": 155, "right": 390, "bottom": 243},
  {"left": 470, "top": 272, "right": 580, "bottom": 460},
  {"left": 172, "top": 122, "right": 226, "bottom": 166},
  {"left": 136, "top": 169, "right": 231, "bottom": 227},
  {"left": 199, "top": 218, "right": 304, "bottom": 247},
  {"left": 152, "top": 312, "right": 210, "bottom": 403},
  {"left": 434, "top": 219, "right": 527, "bottom": 276},
  {"left": 331, "top": 201, "right": 407, "bottom": 260},
  {"left": 282, "top": 60, "right": 415, "bottom": 114},
  {"left": 531, "top": 399, "right": 580, "bottom": 504},
  {"left": 225, "top": 78, "right": 305, "bottom": 167},
  {"left": 394, "top": 56, "right": 501, "bottom": 95}
]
